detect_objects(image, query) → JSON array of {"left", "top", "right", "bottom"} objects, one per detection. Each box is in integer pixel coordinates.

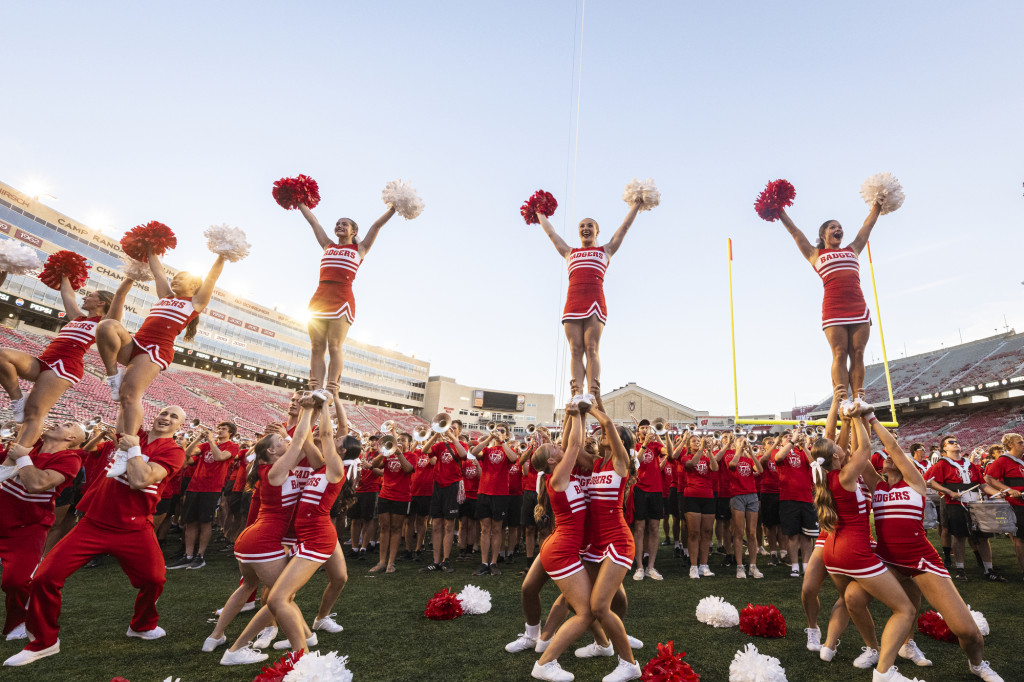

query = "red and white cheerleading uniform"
[
  {"left": 539, "top": 476, "right": 587, "bottom": 580},
  {"left": 813, "top": 247, "right": 870, "bottom": 329},
  {"left": 581, "top": 457, "right": 635, "bottom": 568},
  {"left": 24, "top": 433, "right": 184, "bottom": 650},
  {"left": 234, "top": 464, "right": 299, "bottom": 563},
  {"left": 131, "top": 296, "right": 199, "bottom": 370},
  {"left": 308, "top": 243, "right": 360, "bottom": 322},
  {"left": 0, "top": 448, "right": 82, "bottom": 635},
  {"left": 282, "top": 456, "right": 316, "bottom": 546},
  {"left": 873, "top": 480, "right": 948, "bottom": 578},
  {"left": 36, "top": 315, "right": 101, "bottom": 384},
  {"left": 292, "top": 465, "right": 344, "bottom": 563},
  {"left": 562, "top": 247, "right": 609, "bottom": 324},
  {"left": 822, "top": 469, "right": 886, "bottom": 579}
]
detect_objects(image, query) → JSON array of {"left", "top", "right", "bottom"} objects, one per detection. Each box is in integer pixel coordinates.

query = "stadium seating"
[{"left": 896, "top": 400, "right": 1024, "bottom": 452}]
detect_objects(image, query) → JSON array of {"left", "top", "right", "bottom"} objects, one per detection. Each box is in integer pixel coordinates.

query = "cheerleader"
[
  {"left": 533, "top": 199, "right": 644, "bottom": 401},
  {"left": 97, "top": 248, "right": 226, "bottom": 440},
  {"left": 580, "top": 405, "right": 642, "bottom": 682},
  {"left": 777, "top": 202, "right": 883, "bottom": 400},
  {"left": 0, "top": 275, "right": 132, "bottom": 449},
  {"left": 812, "top": 405, "right": 920, "bottom": 682},
  {"left": 530, "top": 404, "right": 590, "bottom": 681},
  {"left": 297, "top": 201, "right": 395, "bottom": 391}
]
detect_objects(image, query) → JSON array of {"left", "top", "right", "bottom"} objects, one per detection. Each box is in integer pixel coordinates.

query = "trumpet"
[
  {"left": 798, "top": 419, "right": 807, "bottom": 429},
  {"left": 517, "top": 441, "right": 530, "bottom": 453},
  {"left": 0, "top": 421, "right": 17, "bottom": 440},
  {"left": 82, "top": 415, "right": 117, "bottom": 433},
  {"left": 486, "top": 421, "right": 497, "bottom": 433},
  {"left": 378, "top": 435, "right": 398, "bottom": 456},
  {"left": 652, "top": 418, "right": 669, "bottom": 436},
  {"left": 526, "top": 424, "right": 536, "bottom": 435},
  {"left": 805, "top": 426, "right": 817, "bottom": 437},
  {"left": 431, "top": 412, "right": 452, "bottom": 433},
  {"left": 412, "top": 425, "right": 430, "bottom": 442},
  {"left": 379, "top": 420, "right": 397, "bottom": 434},
  {"left": 746, "top": 432, "right": 758, "bottom": 443},
  {"left": 733, "top": 425, "right": 743, "bottom": 436},
  {"left": 815, "top": 425, "right": 826, "bottom": 436}
]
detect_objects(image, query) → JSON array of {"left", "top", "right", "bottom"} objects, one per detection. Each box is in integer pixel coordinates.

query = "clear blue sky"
[{"left": 3, "top": 2, "right": 1022, "bottom": 414}]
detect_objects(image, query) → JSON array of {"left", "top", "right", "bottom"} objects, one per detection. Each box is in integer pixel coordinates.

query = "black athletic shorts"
[
  {"left": 476, "top": 493, "right": 508, "bottom": 522},
  {"left": 353, "top": 492, "right": 378, "bottom": 521},
  {"left": 667, "top": 490, "right": 679, "bottom": 518},
  {"left": 677, "top": 492, "right": 687, "bottom": 519},
  {"left": 55, "top": 485, "right": 75, "bottom": 508},
  {"left": 1015, "top": 506, "right": 1024, "bottom": 540},
  {"left": 683, "top": 496, "right": 715, "bottom": 515},
  {"left": 632, "top": 489, "right": 664, "bottom": 522},
  {"left": 459, "top": 497, "right": 477, "bottom": 519},
  {"left": 521, "top": 490, "right": 539, "bottom": 527},
  {"left": 759, "top": 492, "right": 781, "bottom": 527},
  {"left": 155, "top": 498, "right": 173, "bottom": 515},
  {"left": 429, "top": 482, "right": 460, "bottom": 520},
  {"left": 225, "top": 491, "right": 244, "bottom": 515},
  {"left": 715, "top": 495, "right": 733, "bottom": 521},
  {"left": 377, "top": 497, "right": 410, "bottom": 517},
  {"left": 780, "top": 499, "right": 819, "bottom": 538},
  {"left": 181, "top": 491, "right": 221, "bottom": 524},
  {"left": 504, "top": 494, "right": 523, "bottom": 528},
  {"left": 410, "top": 495, "right": 431, "bottom": 517}
]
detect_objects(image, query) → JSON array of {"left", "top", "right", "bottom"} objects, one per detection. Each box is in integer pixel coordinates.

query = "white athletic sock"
[
  {"left": 955, "top": 562, "right": 965, "bottom": 568},
  {"left": 982, "top": 561, "right": 993, "bottom": 571},
  {"left": 525, "top": 623, "right": 540, "bottom": 639}
]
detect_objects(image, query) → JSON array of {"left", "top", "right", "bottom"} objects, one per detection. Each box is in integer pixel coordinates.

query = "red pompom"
[
  {"left": 109, "top": 678, "right": 133, "bottom": 682},
  {"left": 120, "top": 221, "right": 177, "bottom": 262},
  {"left": 252, "top": 650, "right": 304, "bottom": 682},
  {"left": 273, "top": 174, "right": 321, "bottom": 210},
  {"left": 424, "top": 587, "right": 464, "bottom": 620},
  {"left": 39, "top": 250, "right": 90, "bottom": 290},
  {"left": 642, "top": 640, "right": 701, "bottom": 681},
  {"left": 917, "top": 610, "right": 957, "bottom": 643},
  {"left": 520, "top": 190, "right": 558, "bottom": 225},
  {"left": 754, "top": 179, "right": 796, "bottom": 222},
  {"left": 739, "top": 603, "right": 787, "bottom": 638}
]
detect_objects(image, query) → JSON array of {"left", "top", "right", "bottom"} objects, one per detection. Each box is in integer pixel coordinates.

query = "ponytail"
[
  {"left": 534, "top": 474, "right": 552, "bottom": 531},
  {"left": 810, "top": 438, "right": 839, "bottom": 534},
  {"left": 183, "top": 316, "right": 200, "bottom": 343},
  {"left": 246, "top": 435, "right": 275, "bottom": 491}
]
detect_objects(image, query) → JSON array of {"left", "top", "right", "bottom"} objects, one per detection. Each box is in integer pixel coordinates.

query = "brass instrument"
[
  {"left": 526, "top": 424, "right": 537, "bottom": 435},
  {"left": 412, "top": 425, "right": 430, "bottom": 442},
  {"left": 733, "top": 426, "right": 743, "bottom": 436},
  {"left": 378, "top": 435, "right": 398, "bottom": 456},
  {"left": 652, "top": 418, "right": 669, "bottom": 436},
  {"left": 379, "top": 420, "right": 397, "bottom": 434},
  {"left": 431, "top": 412, "right": 452, "bottom": 434},
  {"left": 486, "top": 421, "right": 497, "bottom": 433},
  {"left": 0, "top": 421, "right": 17, "bottom": 440},
  {"left": 815, "top": 425, "right": 826, "bottom": 436},
  {"left": 517, "top": 441, "right": 530, "bottom": 454}
]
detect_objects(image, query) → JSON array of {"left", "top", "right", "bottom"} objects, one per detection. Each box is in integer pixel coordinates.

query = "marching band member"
[
  {"left": 97, "top": 248, "right": 226, "bottom": 439},
  {"left": 297, "top": 200, "right": 396, "bottom": 390},
  {"left": 777, "top": 202, "right": 883, "bottom": 401},
  {"left": 5, "top": 407, "right": 186, "bottom": 667},
  {"left": 0, "top": 276, "right": 131, "bottom": 449},
  {"left": 983, "top": 433, "right": 1024, "bottom": 575},
  {"left": 678, "top": 434, "right": 717, "bottom": 579},
  {"left": 0, "top": 422, "right": 84, "bottom": 639},
  {"left": 533, "top": 200, "right": 645, "bottom": 402},
  {"left": 369, "top": 428, "right": 414, "bottom": 574},
  {"left": 420, "top": 419, "right": 467, "bottom": 573},
  {"left": 727, "top": 436, "right": 763, "bottom": 579},
  {"left": 630, "top": 420, "right": 667, "bottom": 581},
  {"left": 471, "top": 424, "right": 516, "bottom": 576}
]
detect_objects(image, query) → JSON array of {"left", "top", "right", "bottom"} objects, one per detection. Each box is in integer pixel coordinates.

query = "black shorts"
[
  {"left": 459, "top": 497, "right": 477, "bottom": 519},
  {"left": 476, "top": 493, "right": 508, "bottom": 522},
  {"left": 504, "top": 495, "right": 523, "bottom": 528},
  {"left": 632, "top": 488, "right": 664, "bottom": 521},
  {"left": 759, "top": 492, "right": 781, "bottom": 527},
  {"left": 410, "top": 495, "right": 431, "bottom": 517},
  {"left": 353, "top": 492, "right": 378, "bottom": 521},
  {"left": 155, "top": 498, "right": 173, "bottom": 515},
  {"left": 715, "top": 495, "right": 732, "bottom": 521},
  {"left": 667, "top": 490, "right": 679, "bottom": 518},
  {"left": 1015, "top": 506, "right": 1024, "bottom": 540},
  {"left": 677, "top": 492, "right": 687, "bottom": 519},
  {"left": 684, "top": 496, "right": 715, "bottom": 515},
  {"left": 521, "top": 490, "right": 539, "bottom": 527},
  {"left": 377, "top": 497, "right": 410, "bottom": 517},
  {"left": 429, "top": 483, "right": 460, "bottom": 520},
  {"left": 182, "top": 491, "right": 221, "bottom": 524},
  {"left": 780, "top": 499, "right": 819, "bottom": 538},
  {"left": 55, "top": 485, "right": 75, "bottom": 508},
  {"left": 225, "top": 491, "right": 244, "bottom": 515}
]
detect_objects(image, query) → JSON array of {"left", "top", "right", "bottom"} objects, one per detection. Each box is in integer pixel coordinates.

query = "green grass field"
[{"left": 2, "top": 531, "right": 1018, "bottom": 682}]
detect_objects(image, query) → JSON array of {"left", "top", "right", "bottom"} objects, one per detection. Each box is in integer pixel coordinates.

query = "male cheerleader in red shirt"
[
  {"left": 4, "top": 406, "right": 186, "bottom": 667},
  {"left": 0, "top": 422, "right": 84, "bottom": 640}
]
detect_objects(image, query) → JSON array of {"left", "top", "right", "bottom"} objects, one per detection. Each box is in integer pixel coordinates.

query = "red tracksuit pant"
[
  {"left": 25, "top": 517, "right": 165, "bottom": 650},
  {"left": 0, "top": 526, "right": 47, "bottom": 635}
]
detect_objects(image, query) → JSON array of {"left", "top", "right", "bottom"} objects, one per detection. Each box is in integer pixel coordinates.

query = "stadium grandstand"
[{"left": 803, "top": 330, "right": 1024, "bottom": 450}]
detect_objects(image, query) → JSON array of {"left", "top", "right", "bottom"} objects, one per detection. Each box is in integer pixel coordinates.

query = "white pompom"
[
  {"left": 622, "top": 178, "right": 661, "bottom": 211},
  {"left": 729, "top": 643, "right": 787, "bottom": 682},
  {"left": 0, "top": 239, "right": 42, "bottom": 275},
  {"left": 204, "top": 224, "right": 251, "bottom": 262},
  {"left": 696, "top": 595, "right": 740, "bottom": 628},
  {"left": 967, "top": 604, "right": 990, "bottom": 636},
  {"left": 382, "top": 179, "right": 425, "bottom": 219},
  {"left": 860, "top": 172, "right": 905, "bottom": 215},
  {"left": 282, "top": 650, "right": 353, "bottom": 682},
  {"left": 121, "top": 257, "right": 154, "bottom": 282},
  {"left": 457, "top": 584, "right": 492, "bottom": 615}
]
